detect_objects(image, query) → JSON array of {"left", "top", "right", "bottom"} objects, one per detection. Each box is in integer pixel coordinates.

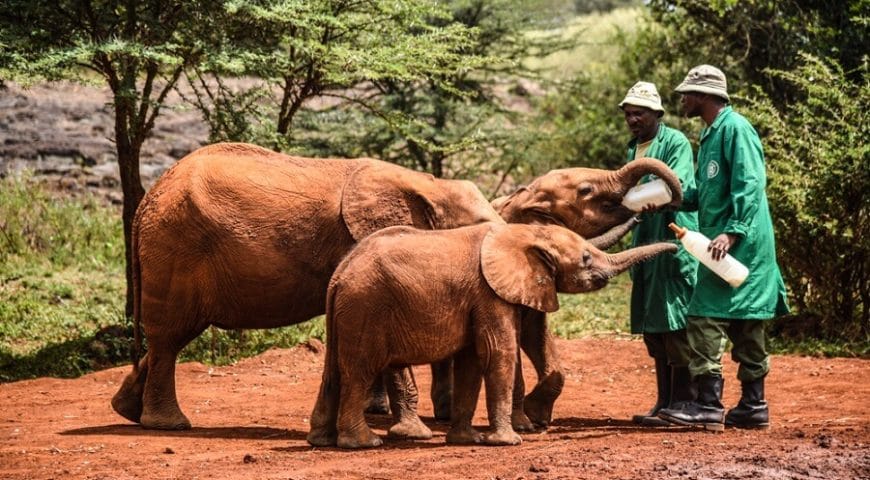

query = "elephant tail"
[
  {"left": 322, "top": 279, "right": 342, "bottom": 394},
  {"left": 131, "top": 215, "right": 143, "bottom": 372}
]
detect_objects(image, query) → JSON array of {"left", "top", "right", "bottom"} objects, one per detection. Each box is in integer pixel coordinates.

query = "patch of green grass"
[
  {"left": 181, "top": 320, "right": 326, "bottom": 366},
  {"left": 550, "top": 274, "right": 632, "bottom": 338}
]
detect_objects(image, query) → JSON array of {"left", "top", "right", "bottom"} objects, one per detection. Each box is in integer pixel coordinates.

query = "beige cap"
[
  {"left": 619, "top": 81, "right": 664, "bottom": 112},
  {"left": 675, "top": 64, "right": 729, "bottom": 101}
]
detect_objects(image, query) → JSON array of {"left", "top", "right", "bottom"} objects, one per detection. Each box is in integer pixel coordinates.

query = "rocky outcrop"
[{"left": 0, "top": 82, "right": 208, "bottom": 202}]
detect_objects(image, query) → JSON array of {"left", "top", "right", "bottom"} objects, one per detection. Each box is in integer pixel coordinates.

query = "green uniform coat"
[
  {"left": 682, "top": 107, "right": 789, "bottom": 320},
  {"left": 627, "top": 123, "right": 699, "bottom": 334}
]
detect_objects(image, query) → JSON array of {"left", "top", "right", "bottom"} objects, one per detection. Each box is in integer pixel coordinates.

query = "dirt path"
[{"left": 1, "top": 337, "right": 867, "bottom": 479}]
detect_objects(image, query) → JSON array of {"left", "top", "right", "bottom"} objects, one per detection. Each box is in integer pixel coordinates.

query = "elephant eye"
[{"left": 577, "top": 185, "right": 594, "bottom": 197}]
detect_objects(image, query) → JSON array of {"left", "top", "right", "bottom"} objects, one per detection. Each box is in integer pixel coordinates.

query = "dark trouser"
[
  {"left": 634, "top": 329, "right": 694, "bottom": 426},
  {"left": 643, "top": 330, "right": 691, "bottom": 367},
  {"left": 687, "top": 317, "right": 769, "bottom": 382}
]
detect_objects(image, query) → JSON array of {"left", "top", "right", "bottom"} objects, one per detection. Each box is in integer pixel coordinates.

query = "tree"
[
  {"left": 645, "top": 0, "right": 869, "bottom": 106},
  {"left": 341, "top": 0, "right": 575, "bottom": 184},
  {"left": 749, "top": 55, "right": 869, "bottom": 344},
  {"left": 0, "top": 0, "right": 226, "bottom": 319},
  {"left": 181, "top": 0, "right": 496, "bottom": 155}
]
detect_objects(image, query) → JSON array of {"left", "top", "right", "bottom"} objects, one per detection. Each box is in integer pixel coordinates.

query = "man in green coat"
[
  {"left": 620, "top": 81, "right": 699, "bottom": 427},
  {"left": 658, "top": 65, "right": 789, "bottom": 431}
]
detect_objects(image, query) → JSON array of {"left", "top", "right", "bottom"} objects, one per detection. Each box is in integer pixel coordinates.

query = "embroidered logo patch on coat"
[{"left": 706, "top": 160, "right": 720, "bottom": 179}]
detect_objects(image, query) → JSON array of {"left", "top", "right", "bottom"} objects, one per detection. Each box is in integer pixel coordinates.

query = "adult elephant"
[
  {"left": 110, "top": 142, "right": 503, "bottom": 432},
  {"left": 423, "top": 159, "right": 685, "bottom": 429}
]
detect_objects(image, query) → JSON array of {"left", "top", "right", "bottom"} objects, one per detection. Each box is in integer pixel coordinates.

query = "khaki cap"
[
  {"left": 675, "top": 64, "right": 729, "bottom": 101},
  {"left": 619, "top": 81, "right": 664, "bottom": 112}
]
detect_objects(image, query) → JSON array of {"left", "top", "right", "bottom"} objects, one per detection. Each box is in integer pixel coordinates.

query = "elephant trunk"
[
  {"left": 588, "top": 215, "right": 641, "bottom": 250},
  {"left": 604, "top": 241, "right": 678, "bottom": 276},
  {"left": 610, "top": 157, "right": 683, "bottom": 205}
]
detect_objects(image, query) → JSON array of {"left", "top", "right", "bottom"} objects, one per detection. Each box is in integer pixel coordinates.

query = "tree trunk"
[{"left": 117, "top": 142, "right": 145, "bottom": 321}]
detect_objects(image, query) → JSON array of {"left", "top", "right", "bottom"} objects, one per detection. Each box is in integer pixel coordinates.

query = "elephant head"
[
  {"left": 341, "top": 160, "right": 504, "bottom": 241},
  {"left": 480, "top": 224, "right": 678, "bottom": 312},
  {"left": 494, "top": 158, "right": 683, "bottom": 238}
]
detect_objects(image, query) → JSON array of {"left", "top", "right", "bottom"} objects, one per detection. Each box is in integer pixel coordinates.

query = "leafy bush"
[{"left": 748, "top": 54, "right": 869, "bottom": 344}]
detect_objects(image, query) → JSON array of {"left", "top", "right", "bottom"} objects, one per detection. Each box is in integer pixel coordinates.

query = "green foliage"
[
  {"left": 0, "top": 172, "right": 123, "bottom": 269},
  {"left": 0, "top": 174, "right": 128, "bottom": 380},
  {"left": 180, "top": 320, "right": 325, "bottom": 365},
  {"left": 521, "top": 7, "right": 691, "bottom": 175},
  {"left": 550, "top": 275, "right": 632, "bottom": 337},
  {"left": 645, "top": 0, "right": 870, "bottom": 107},
  {"left": 290, "top": 0, "right": 578, "bottom": 185},
  {"left": 184, "top": 0, "right": 499, "bottom": 155},
  {"left": 748, "top": 55, "right": 869, "bottom": 342}
]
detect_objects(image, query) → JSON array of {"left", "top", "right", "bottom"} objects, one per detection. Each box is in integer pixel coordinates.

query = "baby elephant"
[{"left": 307, "top": 222, "right": 677, "bottom": 448}]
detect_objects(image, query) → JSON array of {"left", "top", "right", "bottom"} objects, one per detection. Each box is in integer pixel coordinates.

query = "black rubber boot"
[
  {"left": 669, "top": 366, "right": 695, "bottom": 408},
  {"left": 725, "top": 377, "right": 769, "bottom": 428},
  {"left": 657, "top": 374, "right": 725, "bottom": 432},
  {"left": 632, "top": 357, "right": 671, "bottom": 427}
]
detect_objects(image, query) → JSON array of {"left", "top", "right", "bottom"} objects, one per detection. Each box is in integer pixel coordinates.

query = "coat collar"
[{"left": 700, "top": 106, "right": 732, "bottom": 143}]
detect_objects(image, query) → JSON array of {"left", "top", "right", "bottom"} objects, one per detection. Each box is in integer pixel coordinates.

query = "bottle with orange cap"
[{"left": 668, "top": 223, "right": 749, "bottom": 288}]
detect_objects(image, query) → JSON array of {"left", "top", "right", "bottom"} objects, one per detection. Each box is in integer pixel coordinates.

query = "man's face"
[
  {"left": 680, "top": 92, "right": 704, "bottom": 118},
  {"left": 622, "top": 105, "right": 659, "bottom": 141}
]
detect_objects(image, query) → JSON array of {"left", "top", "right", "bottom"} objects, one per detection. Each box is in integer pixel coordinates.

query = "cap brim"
[
  {"left": 675, "top": 83, "right": 729, "bottom": 101},
  {"left": 618, "top": 98, "right": 665, "bottom": 112}
]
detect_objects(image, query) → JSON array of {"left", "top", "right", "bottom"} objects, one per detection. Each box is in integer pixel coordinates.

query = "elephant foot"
[
  {"left": 111, "top": 367, "right": 147, "bottom": 424},
  {"left": 337, "top": 430, "right": 383, "bottom": 449},
  {"left": 445, "top": 426, "right": 483, "bottom": 445},
  {"left": 306, "top": 427, "right": 337, "bottom": 447},
  {"left": 483, "top": 428, "right": 522, "bottom": 446},
  {"left": 111, "top": 389, "right": 144, "bottom": 425},
  {"left": 524, "top": 371, "right": 564, "bottom": 428},
  {"left": 511, "top": 408, "right": 536, "bottom": 432},
  {"left": 387, "top": 416, "right": 433, "bottom": 440},
  {"left": 140, "top": 410, "right": 192, "bottom": 430}
]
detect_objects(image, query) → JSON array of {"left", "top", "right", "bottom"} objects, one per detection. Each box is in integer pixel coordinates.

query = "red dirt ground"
[{"left": 1, "top": 337, "right": 868, "bottom": 479}]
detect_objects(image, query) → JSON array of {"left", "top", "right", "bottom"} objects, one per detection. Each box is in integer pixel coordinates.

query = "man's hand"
[{"left": 708, "top": 233, "right": 739, "bottom": 261}]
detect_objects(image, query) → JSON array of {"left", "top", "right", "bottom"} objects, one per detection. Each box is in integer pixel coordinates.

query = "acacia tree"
[
  {"left": 182, "top": 0, "right": 495, "bottom": 153},
  {"left": 0, "top": 0, "right": 227, "bottom": 319},
  {"left": 287, "top": 0, "right": 576, "bottom": 189}
]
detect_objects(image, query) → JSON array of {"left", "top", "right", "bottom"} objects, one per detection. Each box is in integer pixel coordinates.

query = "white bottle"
[
  {"left": 669, "top": 223, "right": 749, "bottom": 288},
  {"left": 622, "top": 178, "right": 673, "bottom": 212}
]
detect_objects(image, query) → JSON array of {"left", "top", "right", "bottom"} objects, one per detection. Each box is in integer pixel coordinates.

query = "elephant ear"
[
  {"left": 480, "top": 224, "right": 560, "bottom": 313},
  {"left": 341, "top": 161, "right": 438, "bottom": 241}
]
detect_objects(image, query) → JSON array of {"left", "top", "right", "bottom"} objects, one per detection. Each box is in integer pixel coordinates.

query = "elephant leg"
[
  {"left": 511, "top": 349, "right": 535, "bottom": 432},
  {"left": 521, "top": 311, "right": 565, "bottom": 428},
  {"left": 429, "top": 359, "right": 453, "bottom": 422},
  {"left": 446, "top": 346, "right": 483, "bottom": 445},
  {"left": 481, "top": 320, "right": 522, "bottom": 446},
  {"left": 364, "top": 374, "right": 390, "bottom": 415},
  {"left": 336, "top": 366, "right": 383, "bottom": 449},
  {"left": 139, "top": 324, "right": 205, "bottom": 430},
  {"left": 307, "top": 367, "right": 340, "bottom": 446},
  {"left": 385, "top": 367, "right": 432, "bottom": 440},
  {"left": 111, "top": 354, "right": 149, "bottom": 424}
]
